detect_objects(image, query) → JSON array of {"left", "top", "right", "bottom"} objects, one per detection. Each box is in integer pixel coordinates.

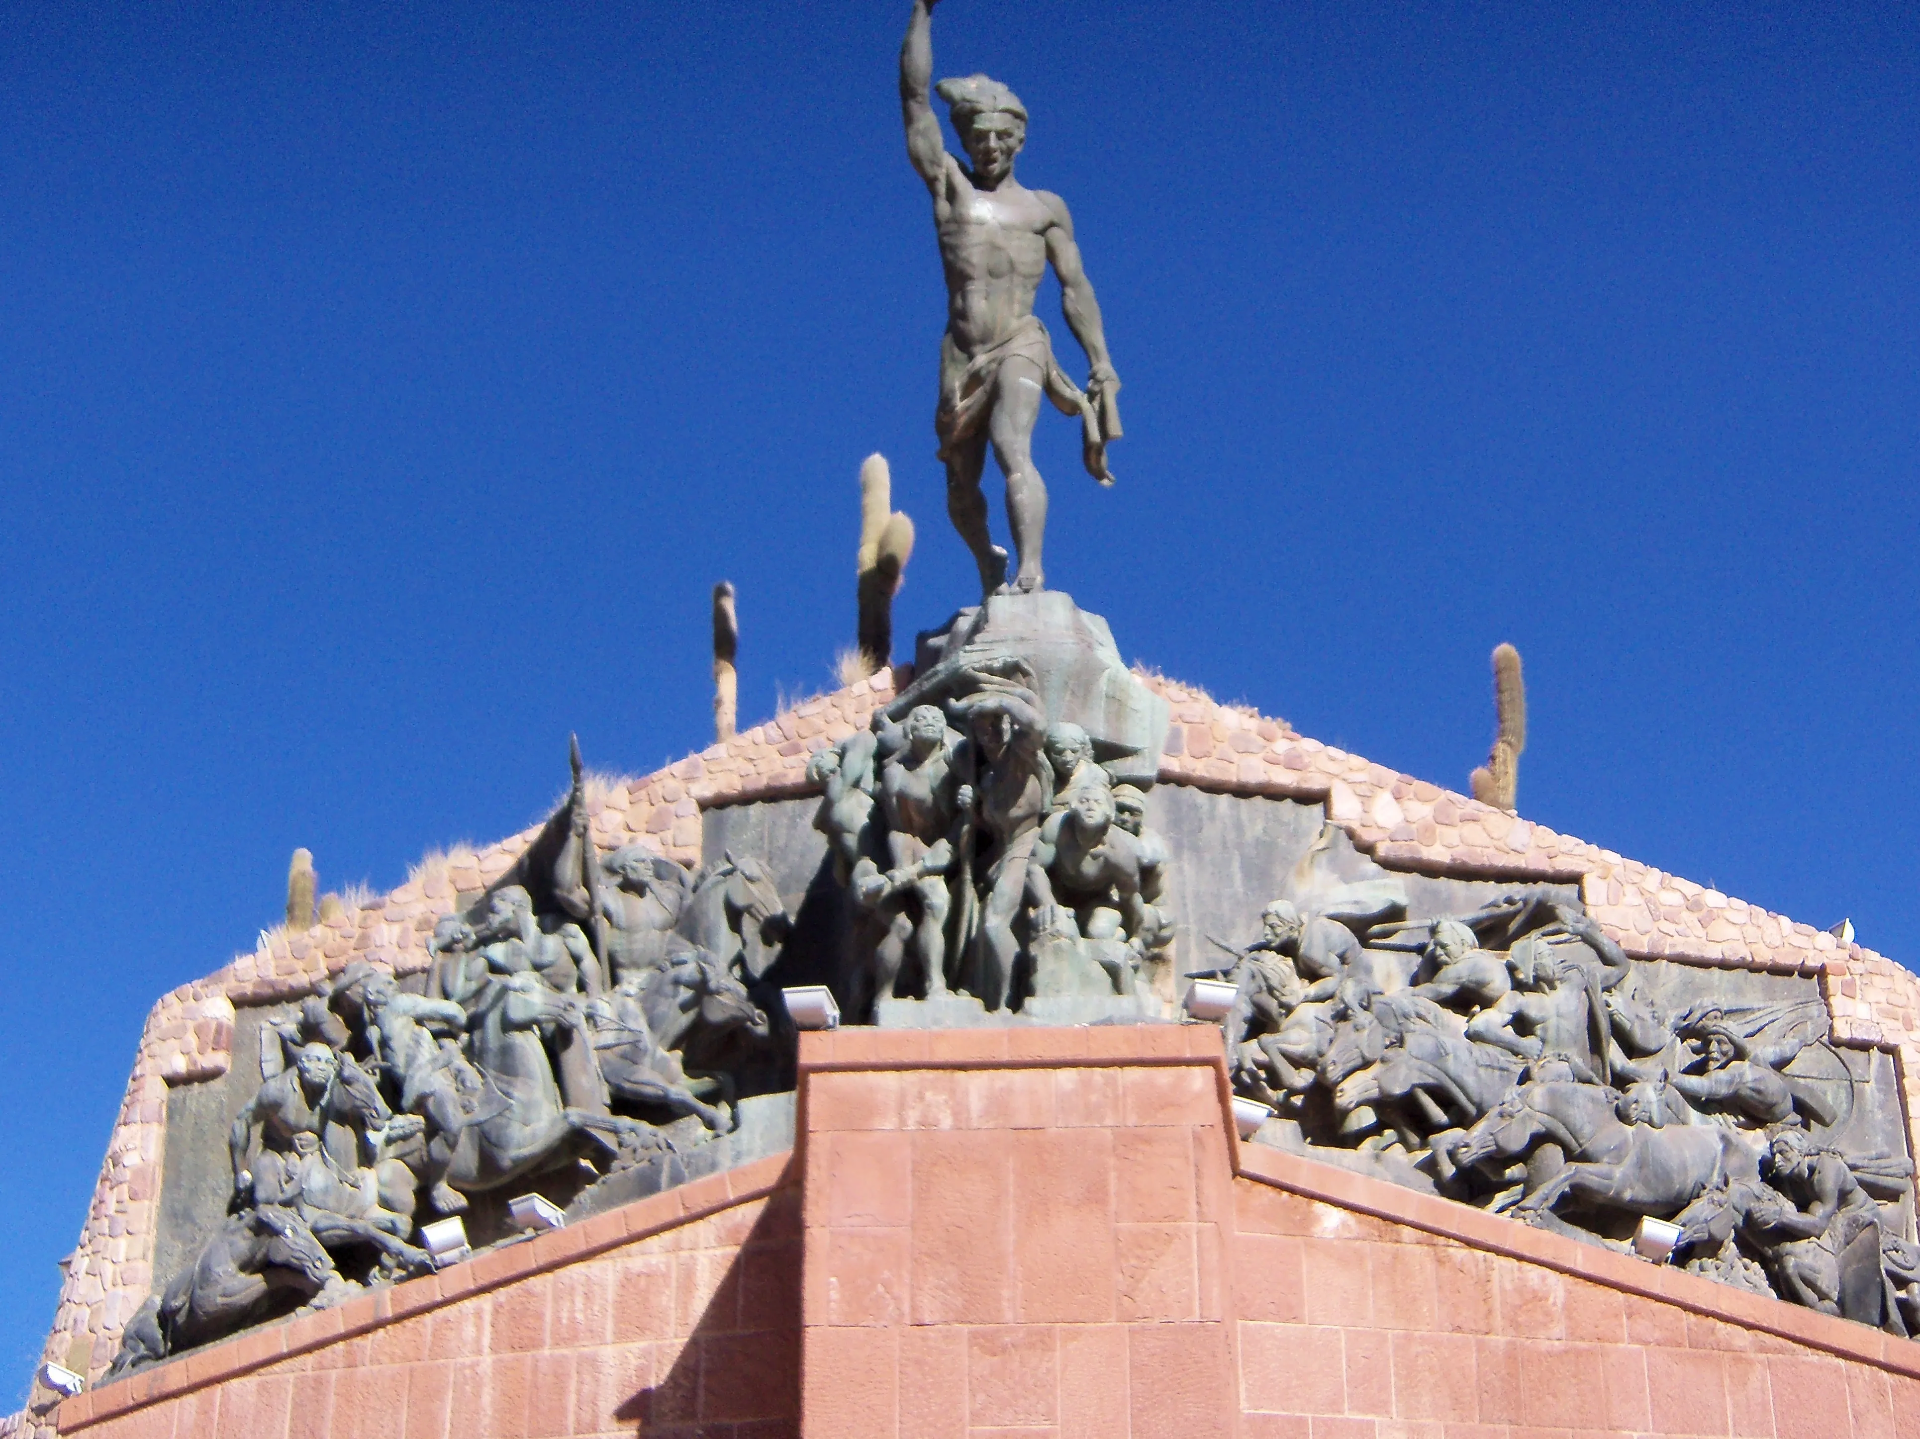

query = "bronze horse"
[
  {"left": 107, "top": 1206, "right": 340, "bottom": 1378},
  {"left": 442, "top": 974, "right": 665, "bottom": 1198},
  {"left": 631, "top": 947, "right": 771, "bottom": 1108},
  {"left": 1454, "top": 1077, "right": 1762, "bottom": 1223}
]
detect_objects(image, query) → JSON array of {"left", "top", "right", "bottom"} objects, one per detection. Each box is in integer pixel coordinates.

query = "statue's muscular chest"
[
  {"left": 939, "top": 189, "right": 1049, "bottom": 280},
  {"left": 882, "top": 755, "right": 947, "bottom": 829},
  {"left": 1058, "top": 841, "right": 1115, "bottom": 891}
]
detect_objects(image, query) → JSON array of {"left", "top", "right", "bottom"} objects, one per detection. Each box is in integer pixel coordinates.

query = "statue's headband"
[{"left": 936, "top": 73, "right": 1027, "bottom": 129}]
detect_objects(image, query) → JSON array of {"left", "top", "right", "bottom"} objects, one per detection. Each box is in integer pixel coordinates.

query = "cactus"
[
  {"left": 854, "top": 453, "right": 915, "bottom": 675},
  {"left": 286, "top": 849, "right": 316, "bottom": 932},
  {"left": 713, "top": 580, "right": 739, "bottom": 741},
  {"left": 1469, "top": 642, "right": 1527, "bottom": 811},
  {"left": 317, "top": 892, "right": 346, "bottom": 925}
]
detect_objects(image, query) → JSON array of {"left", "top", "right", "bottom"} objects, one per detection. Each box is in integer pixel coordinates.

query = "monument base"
[{"left": 905, "top": 589, "right": 1170, "bottom": 786}]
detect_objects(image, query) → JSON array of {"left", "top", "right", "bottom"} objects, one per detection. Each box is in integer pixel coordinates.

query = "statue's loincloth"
[{"left": 936, "top": 315, "right": 1112, "bottom": 483}]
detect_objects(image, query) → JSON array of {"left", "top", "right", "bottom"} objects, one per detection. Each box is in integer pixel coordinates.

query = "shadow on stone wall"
[{"left": 614, "top": 1189, "right": 803, "bottom": 1434}]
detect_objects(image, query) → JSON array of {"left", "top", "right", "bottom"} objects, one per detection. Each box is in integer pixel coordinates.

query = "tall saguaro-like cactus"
[
  {"left": 855, "top": 453, "right": 916, "bottom": 675},
  {"left": 1469, "top": 642, "right": 1527, "bottom": 812},
  {"left": 713, "top": 581, "right": 739, "bottom": 742},
  {"left": 286, "top": 848, "right": 317, "bottom": 932}
]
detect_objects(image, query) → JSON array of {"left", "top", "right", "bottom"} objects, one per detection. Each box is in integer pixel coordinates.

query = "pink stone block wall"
[
  {"left": 55, "top": 1159, "right": 801, "bottom": 1439},
  {"left": 798, "top": 1031, "right": 1241, "bottom": 1438},
  {"left": 1235, "top": 1175, "right": 1920, "bottom": 1439},
  {"left": 796, "top": 1026, "right": 1920, "bottom": 1439},
  {"left": 45, "top": 1026, "right": 1920, "bottom": 1439}
]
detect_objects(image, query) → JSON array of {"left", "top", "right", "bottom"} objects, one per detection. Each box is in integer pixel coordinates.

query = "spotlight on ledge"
[
  {"left": 1632, "top": 1216, "right": 1682, "bottom": 1263},
  {"left": 1231, "top": 1095, "right": 1275, "bottom": 1140},
  {"left": 38, "top": 1363, "right": 84, "bottom": 1399},
  {"left": 1183, "top": 978, "right": 1237, "bottom": 1022},
  {"left": 783, "top": 985, "right": 841, "bottom": 1031},
  {"left": 508, "top": 1194, "right": 566, "bottom": 1234},
  {"left": 420, "top": 1215, "right": 472, "bottom": 1269}
]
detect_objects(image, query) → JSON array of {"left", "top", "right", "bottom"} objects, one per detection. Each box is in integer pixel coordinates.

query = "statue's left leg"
[
  {"left": 944, "top": 434, "right": 1006, "bottom": 598},
  {"left": 989, "top": 356, "right": 1048, "bottom": 593},
  {"left": 913, "top": 876, "right": 951, "bottom": 998}
]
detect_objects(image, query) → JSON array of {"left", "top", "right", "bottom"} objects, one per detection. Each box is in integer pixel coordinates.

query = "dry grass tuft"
[
  {"left": 545, "top": 770, "right": 639, "bottom": 814},
  {"left": 771, "top": 682, "right": 827, "bottom": 720},
  {"left": 408, "top": 843, "right": 482, "bottom": 888},
  {"left": 835, "top": 646, "right": 876, "bottom": 689},
  {"left": 334, "top": 880, "right": 379, "bottom": 910}
]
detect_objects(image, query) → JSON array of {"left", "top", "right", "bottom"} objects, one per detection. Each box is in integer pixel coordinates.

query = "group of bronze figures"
[
  {"left": 1217, "top": 885, "right": 1920, "bottom": 1332},
  {"left": 111, "top": 652, "right": 1180, "bottom": 1375},
  {"left": 810, "top": 656, "right": 1172, "bottom": 1020},
  {"left": 109, "top": 751, "right": 789, "bottom": 1377}
]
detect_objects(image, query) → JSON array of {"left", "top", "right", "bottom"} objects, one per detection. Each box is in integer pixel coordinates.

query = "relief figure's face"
[
  {"left": 908, "top": 706, "right": 947, "bottom": 752},
  {"left": 1046, "top": 726, "right": 1091, "bottom": 774},
  {"left": 612, "top": 854, "right": 653, "bottom": 888},
  {"left": 973, "top": 711, "right": 1011, "bottom": 760},
  {"left": 1770, "top": 1138, "right": 1809, "bottom": 1180},
  {"left": 294, "top": 1044, "right": 338, "bottom": 1091},
  {"left": 1261, "top": 906, "right": 1304, "bottom": 949},
  {"left": 1070, "top": 785, "right": 1113, "bottom": 835}
]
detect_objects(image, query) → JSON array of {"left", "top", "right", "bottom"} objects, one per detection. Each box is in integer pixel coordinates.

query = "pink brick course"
[{"left": 17, "top": 665, "right": 1920, "bottom": 1432}]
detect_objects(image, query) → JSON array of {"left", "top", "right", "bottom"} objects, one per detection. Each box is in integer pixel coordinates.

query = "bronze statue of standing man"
[{"left": 900, "top": 0, "right": 1124, "bottom": 600}]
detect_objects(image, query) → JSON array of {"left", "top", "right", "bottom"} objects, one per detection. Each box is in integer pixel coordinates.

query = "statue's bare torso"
[
  {"left": 936, "top": 169, "right": 1060, "bottom": 355},
  {"left": 879, "top": 742, "right": 954, "bottom": 865}
]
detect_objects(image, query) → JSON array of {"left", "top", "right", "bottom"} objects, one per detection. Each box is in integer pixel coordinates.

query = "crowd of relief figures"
[
  {"left": 112, "top": 652, "right": 1178, "bottom": 1375},
  {"left": 109, "top": 741, "right": 789, "bottom": 1377},
  {"left": 808, "top": 653, "right": 1172, "bottom": 1019},
  {"left": 1214, "top": 876, "right": 1920, "bottom": 1333}
]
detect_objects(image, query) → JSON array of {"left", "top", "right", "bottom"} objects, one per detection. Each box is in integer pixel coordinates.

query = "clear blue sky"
[{"left": 2, "top": 0, "right": 1915, "bottom": 1392}]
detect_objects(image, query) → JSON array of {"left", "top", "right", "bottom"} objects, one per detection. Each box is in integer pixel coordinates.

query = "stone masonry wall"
[
  {"left": 52, "top": 1155, "right": 800, "bottom": 1439},
  {"left": 799, "top": 1028, "right": 1240, "bottom": 1438},
  {"left": 795, "top": 1025, "right": 1920, "bottom": 1439},
  {"left": 1233, "top": 1146, "right": 1920, "bottom": 1439},
  {"left": 42, "top": 1024, "right": 1920, "bottom": 1439},
  {"left": 18, "top": 662, "right": 1920, "bottom": 1430}
]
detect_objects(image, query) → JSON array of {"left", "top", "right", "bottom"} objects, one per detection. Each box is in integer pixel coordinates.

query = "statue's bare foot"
[
  {"left": 1011, "top": 567, "right": 1044, "bottom": 594},
  {"left": 429, "top": 1182, "right": 469, "bottom": 1215}
]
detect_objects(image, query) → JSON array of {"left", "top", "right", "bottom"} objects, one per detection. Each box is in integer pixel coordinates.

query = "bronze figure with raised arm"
[{"left": 901, "top": 0, "right": 1123, "bottom": 600}]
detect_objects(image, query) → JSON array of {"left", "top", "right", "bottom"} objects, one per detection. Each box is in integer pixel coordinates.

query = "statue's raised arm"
[{"left": 900, "top": 0, "right": 951, "bottom": 196}]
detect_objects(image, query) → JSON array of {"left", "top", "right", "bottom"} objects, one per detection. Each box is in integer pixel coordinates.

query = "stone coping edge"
[
  {"left": 795, "top": 1020, "right": 1233, "bottom": 1073},
  {"left": 56, "top": 1150, "right": 798, "bottom": 1433}
]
